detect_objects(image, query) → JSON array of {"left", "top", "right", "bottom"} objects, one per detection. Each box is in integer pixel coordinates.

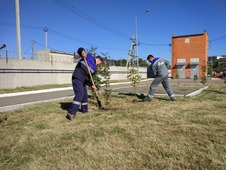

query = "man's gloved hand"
[{"left": 86, "top": 79, "right": 93, "bottom": 87}]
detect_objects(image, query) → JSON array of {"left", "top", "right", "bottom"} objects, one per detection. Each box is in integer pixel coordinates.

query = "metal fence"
[
  {"left": 0, "top": 50, "right": 35, "bottom": 60},
  {"left": 0, "top": 50, "right": 78, "bottom": 63}
]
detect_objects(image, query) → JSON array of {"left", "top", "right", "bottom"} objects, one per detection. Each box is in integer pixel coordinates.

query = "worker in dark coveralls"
[
  {"left": 67, "top": 47, "right": 103, "bottom": 120},
  {"left": 143, "top": 54, "right": 176, "bottom": 102}
]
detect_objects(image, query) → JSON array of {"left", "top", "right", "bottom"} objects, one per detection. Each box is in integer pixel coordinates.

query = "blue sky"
[{"left": 0, "top": 0, "right": 226, "bottom": 62}]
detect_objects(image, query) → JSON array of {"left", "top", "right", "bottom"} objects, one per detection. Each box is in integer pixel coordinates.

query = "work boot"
[
  {"left": 136, "top": 93, "right": 145, "bottom": 100},
  {"left": 81, "top": 105, "right": 88, "bottom": 113},
  {"left": 67, "top": 112, "right": 75, "bottom": 120},
  {"left": 171, "top": 96, "right": 176, "bottom": 101},
  {"left": 171, "top": 97, "right": 176, "bottom": 101},
  {"left": 142, "top": 96, "right": 151, "bottom": 102}
]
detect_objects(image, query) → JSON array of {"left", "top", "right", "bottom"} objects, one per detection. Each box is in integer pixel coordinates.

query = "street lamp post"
[
  {"left": 135, "top": 9, "right": 150, "bottom": 74},
  {"left": 0, "top": 44, "right": 6, "bottom": 50},
  {"left": 44, "top": 27, "right": 48, "bottom": 60},
  {"left": 135, "top": 15, "right": 139, "bottom": 73},
  {"left": 15, "top": 0, "right": 22, "bottom": 59}
]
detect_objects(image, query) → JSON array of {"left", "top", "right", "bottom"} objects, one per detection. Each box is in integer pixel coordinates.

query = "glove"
[{"left": 86, "top": 79, "right": 93, "bottom": 87}]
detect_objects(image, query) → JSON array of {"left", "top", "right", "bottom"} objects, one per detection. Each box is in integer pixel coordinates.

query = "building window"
[
  {"left": 190, "top": 58, "right": 199, "bottom": 62},
  {"left": 185, "top": 38, "right": 190, "bottom": 43},
  {"left": 190, "top": 58, "right": 199, "bottom": 65},
  {"left": 177, "top": 58, "right": 186, "bottom": 63}
]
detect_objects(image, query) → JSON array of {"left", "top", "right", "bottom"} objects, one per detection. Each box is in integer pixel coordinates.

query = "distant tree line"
[
  {"left": 112, "top": 58, "right": 148, "bottom": 67},
  {"left": 208, "top": 57, "right": 226, "bottom": 74}
]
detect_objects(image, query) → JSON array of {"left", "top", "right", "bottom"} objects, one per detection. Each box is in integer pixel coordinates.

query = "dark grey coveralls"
[{"left": 148, "top": 58, "right": 176, "bottom": 101}]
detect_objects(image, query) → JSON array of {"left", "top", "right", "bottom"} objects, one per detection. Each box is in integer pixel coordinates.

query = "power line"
[
  {"left": 0, "top": 21, "right": 43, "bottom": 30},
  {"left": 34, "top": 41, "right": 56, "bottom": 51},
  {"left": 140, "top": 42, "right": 171, "bottom": 46},
  {"left": 3, "top": 19, "right": 223, "bottom": 52},
  {"left": 0, "top": 21, "right": 128, "bottom": 52},
  {"left": 209, "top": 35, "right": 226, "bottom": 42},
  {"left": 51, "top": 0, "right": 130, "bottom": 40},
  {"left": 48, "top": 28, "right": 94, "bottom": 46},
  {"left": 0, "top": 21, "right": 185, "bottom": 48},
  {"left": 48, "top": 28, "right": 128, "bottom": 51}
]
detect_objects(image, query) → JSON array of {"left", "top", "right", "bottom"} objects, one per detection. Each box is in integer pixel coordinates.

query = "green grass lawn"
[{"left": 0, "top": 84, "right": 226, "bottom": 169}]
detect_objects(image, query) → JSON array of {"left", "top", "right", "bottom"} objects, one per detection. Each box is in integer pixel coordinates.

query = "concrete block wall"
[
  {"left": 0, "top": 59, "right": 147, "bottom": 89},
  {"left": 0, "top": 59, "right": 74, "bottom": 88}
]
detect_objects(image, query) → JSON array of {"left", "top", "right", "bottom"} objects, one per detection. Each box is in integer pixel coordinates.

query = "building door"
[
  {"left": 177, "top": 65, "right": 185, "bottom": 78},
  {"left": 190, "top": 64, "right": 199, "bottom": 78}
]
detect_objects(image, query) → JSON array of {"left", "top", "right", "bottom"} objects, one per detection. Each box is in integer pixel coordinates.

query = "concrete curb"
[
  {"left": 0, "top": 78, "right": 207, "bottom": 99},
  {"left": 185, "top": 86, "right": 209, "bottom": 97},
  {"left": 0, "top": 79, "right": 154, "bottom": 98},
  {"left": 0, "top": 87, "right": 73, "bottom": 98}
]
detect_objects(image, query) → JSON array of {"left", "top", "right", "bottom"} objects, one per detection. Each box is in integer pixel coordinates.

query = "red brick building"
[{"left": 171, "top": 30, "right": 208, "bottom": 78}]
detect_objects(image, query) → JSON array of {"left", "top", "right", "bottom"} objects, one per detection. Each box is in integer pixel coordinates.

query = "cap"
[{"left": 77, "top": 47, "right": 85, "bottom": 56}]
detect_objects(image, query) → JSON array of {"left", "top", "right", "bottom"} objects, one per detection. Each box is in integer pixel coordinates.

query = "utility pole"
[
  {"left": 135, "top": 9, "right": 150, "bottom": 74},
  {"left": 135, "top": 15, "right": 139, "bottom": 73},
  {"left": 32, "top": 40, "right": 35, "bottom": 60},
  {"left": 44, "top": 27, "right": 48, "bottom": 60},
  {"left": 126, "top": 35, "right": 136, "bottom": 75},
  {"left": 15, "top": 0, "right": 22, "bottom": 59}
]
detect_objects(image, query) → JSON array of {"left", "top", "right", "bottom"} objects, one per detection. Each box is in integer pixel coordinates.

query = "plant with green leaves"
[
  {"left": 208, "top": 66, "right": 213, "bottom": 77},
  {"left": 200, "top": 76, "right": 207, "bottom": 85},
  {"left": 175, "top": 71, "right": 180, "bottom": 85},
  {"left": 127, "top": 49, "right": 141, "bottom": 95},
  {"left": 194, "top": 74, "right": 198, "bottom": 82},
  {"left": 88, "top": 46, "right": 97, "bottom": 57},
  {"left": 101, "top": 53, "right": 112, "bottom": 107},
  {"left": 200, "top": 60, "right": 208, "bottom": 85},
  {"left": 87, "top": 46, "right": 103, "bottom": 92},
  {"left": 175, "top": 71, "right": 180, "bottom": 79}
]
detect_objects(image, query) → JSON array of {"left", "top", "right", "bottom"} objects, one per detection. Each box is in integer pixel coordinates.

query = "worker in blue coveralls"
[
  {"left": 67, "top": 47, "right": 103, "bottom": 120},
  {"left": 143, "top": 54, "right": 176, "bottom": 102}
]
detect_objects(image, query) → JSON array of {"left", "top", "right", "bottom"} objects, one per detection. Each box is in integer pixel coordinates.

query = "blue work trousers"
[{"left": 68, "top": 79, "right": 88, "bottom": 115}]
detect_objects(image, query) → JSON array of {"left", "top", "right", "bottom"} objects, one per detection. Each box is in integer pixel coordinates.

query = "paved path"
[
  {"left": 0, "top": 87, "right": 74, "bottom": 112},
  {"left": 0, "top": 78, "right": 224, "bottom": 112}
]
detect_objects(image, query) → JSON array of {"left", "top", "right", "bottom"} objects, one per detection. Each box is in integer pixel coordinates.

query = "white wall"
[{"left": 0, "top": 59, "right": 147, "bottom": 89}]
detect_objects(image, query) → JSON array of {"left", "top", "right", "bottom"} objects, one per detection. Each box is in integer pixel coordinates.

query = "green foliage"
[
  {"left": 200, "top": 60, "right": 208, "bottom": 85},
  {"left": 138, "top": 58, "right": 148, "bottom": 67},
  {"left": 101, "top": 53, "right": 112, "bottom": 107},
  {"left": 175, "top": 71, "right": 180, "bottom": 85},
  {"left": 175, "top": 71, "right": 180, "bottom": 79},
  {"left": 212, "top": 58, "right": 226, "bottom": 72},
  {"left": 208, "top": 66, "right": 213, "bottom": 76},
  {"left": 87, "top": 46, "right": 103, "bottom": 91},
  {"left": 93, "top": 68, "right": 103, "bottom": 91},
  {"left": 113, "top": 58, "right": 148, "bottom": 67},
  {"left": 87, "top": 46, "right": 97, "bottom": 57},
  {"left": 201, "top": 60, "right": 207, "bottom": 73},
  {"left": 200, "top": 76, "right": 207, "bottom": 85},
  {"left": 127, "top": 50, "right": 141, "bottom": 94},
  {"left": 193, "top": 74, "right": 198, "bottom": 81},
  {"left": 113, "top": 59, "right": 127, "bottom": 66}
]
